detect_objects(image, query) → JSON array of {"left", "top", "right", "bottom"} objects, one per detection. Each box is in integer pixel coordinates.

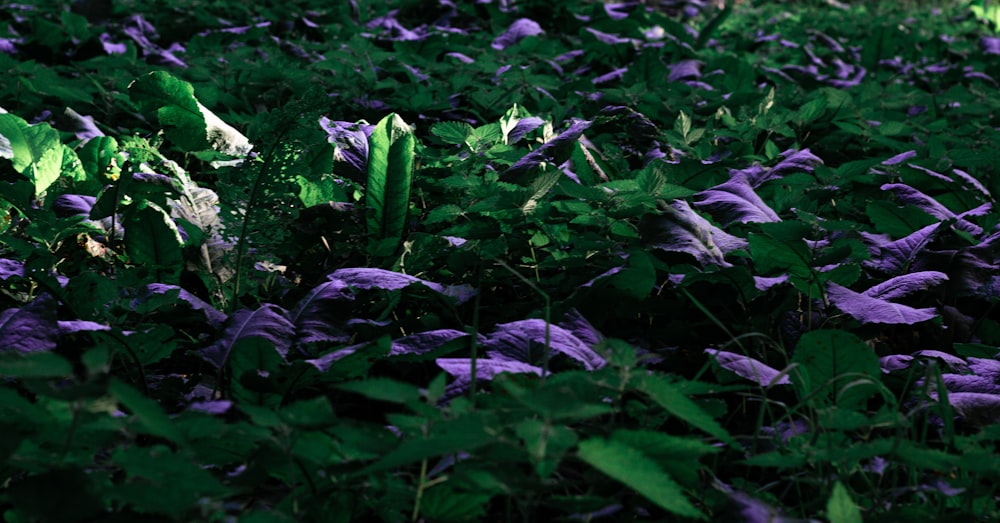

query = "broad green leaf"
[
  {"left": 128, "top": 71, "right": 251, "bottom": 155},
  {"left": 577, "top": 437, "right": 705, "bottom": 519},
  {"left": 109, "top": 378, "right": 186, "bottom": 445},
  {"left": 0, "top": 113, "right": 63, "bottom": 195},
  {"left": 419, "top": 485, "right": 492, "bottom": 522},
  {"left": 123, "top": 200, "right": 184, "bottom": 284},
  {"left": 791, "top": 330, "right": 881, "bottom": 409},
  {"left": 0, "top": 351, "right": 73, "bottom": 378},
  {"left": 360, "top": 413, "right": 493, "bottom": 474},
  {"left": 827, "top": 482, "right": 862, "bottom": 523},
  {"left": 336, "top": 377, "right": 422, "bottom": 404},
  {"left": 515, "top": 419, "right": 577, "bottom": 478},
  {"left": 637, "top": 374, "right": 736, "bottom": 445},
  {"left": 431, "top": 121, "right": 473, "bottom": 146},
  {"left": 366, "top": 112, "right": 415, "bottom": 255}
]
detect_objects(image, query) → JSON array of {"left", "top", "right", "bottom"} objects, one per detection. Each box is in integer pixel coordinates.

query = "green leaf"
[
  {"left": 123, "top": 200, "right": 184, "bottom": 284},
  {"left": 0, "top": 351, "right": 73, "bottom": 378},
  {"left": 366, "top": 112, "right": 415, "bottom": 255},
  {"left": 336, "top": 377, "right": 422, "bottom": 404},
  {"left": 109, "top": 378, "right": 186, "bottom": 445},
  {"left": 0, "top": 113, "right": 63, "bottom": 196},
  {"left": 791, "top": 330, "right": 881, "bottom": 409},
  {"left": 827, "top": 482, "right": 862, "bottom": 523},
  {"left": 577, "top": 437, "right": 705, "bottom": 519},
  {"left": 129, "top": 71, "right": 210, "bottom": 152},
  {"left": 419, "top": 486, "right": 492, "bottom": 522},
  {"left": 637, "top": 374, "right": 735, "bottom": 446},
  {"left": 361, "top": 413, "right": 493, "bottom": 474},
  {"left": 431, "top": 121, "right": 474, "bottom": 146},
  {"left": 515, "top": 419, "right": 578, "bottom": 478}
]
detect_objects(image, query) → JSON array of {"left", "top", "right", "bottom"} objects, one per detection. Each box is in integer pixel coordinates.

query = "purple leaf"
[
  {"left": 52, "top": 194, "right": 97, "bottom": 217},
  {"left": 861, "top": 222, "right": 944, "bottom": 274},
  {"left": 0, "top": 294, "right": 58, "bottom": 353},
  {"left": 318, "top": 118, "right": 373, "bottom": 183},
  {"left": 58, "top": 320, "right": 110, "bottom": 334},
  {"left": 584, "top": 27, "right": 636, "bottom": 46},
  {"left": 881, "top": 183, "right": 982, "bottom": 235},
  {"left": 506, "top": 116, "right": 544, "bottom": 144},
  {"left": 668, "top": 60, "right": 702, "bottom": 82},
  {"left": 484, "top": 319, "right": 606, "bottom": 370},
  {"left": 705, "top": 349, "right": 790, "bottom": 386},
  {"left": 754, "top": 275, "right": 788, "bottom": 292},
  {"left": 981, "top": 36, "right": 1000, "bottom": 55},
  {"left": 951, "top": 168, "right": 990, "bottom": 198},
  {"left": 199, "top": 304, "right": 293, "bottom": 368},
  {"left": 436, "top": 357, "right": 544, "bottom": 380},
  {"left": 695, "top": 173, "right": 781, "bottom": 225},
  {"left": 288, "top": 280, "right": 353, "bottom": 346},
  {"left": 882, "top": 150, "right": 917, "bottom": 166},
  {"left": 862, "top": 271, "right": 948, "bottom": 300},
  {"left": 188, "top": 400, "right": 232, "bottom": 415},
  {"left": 137, "top": 283, "right": 227, "bottom": 327},
  {"left": 558, "top": 309, "right": 604, "bottom": 348},
  {"left": 913, "top": 350, "right": 969, "bottom": 372},
  {"left": 640, "top": 200, "right": 747, "bottom": 268},
  {"left": 945, "top": 392, "right": 1000, "bottom": 425},
  {"left": 826, "top": 282, "right": 937, "bottom": 324},
  {"left": 0, "top": 259, "right": 25, "bottom": 280},
  {"left": 390, "top": 329, "right": 473, "bottom": 356},
  {"left": 502, "top": 119, "right": 592, "bottom": 179},
  {"left": 492, "top": 18, "right": 543, "bottom": 50},
  {"left": 328, "top": 267, "right": 475, "bottom": 304},
  {"left": 880, "top": 354, "right": 913, "bottom": 373}
]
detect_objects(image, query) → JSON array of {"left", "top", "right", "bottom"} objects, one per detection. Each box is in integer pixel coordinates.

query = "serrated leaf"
[
  {"left": 431, "top": 121, "right": 474, "bottom": 146},
  {"left": 827, "top": 282, "right": 938, "bottom": 325},
  {"left": 827, "top": 482, "right": 862, "bottom": 523},
  {"left": 577, "top": 437, "right": 705, "bottom": 519},
  {"left": 637, "top": 374, "right": 735, "bottom": 445},
  {"left": 792, "top": 330, "right": 881, "bottom": 409},
  {"left": 110, "top": 378, "right": 186, "bottom": 445},
  {"left": 0, "top": 113, "right": 63, "bottom": 195}
]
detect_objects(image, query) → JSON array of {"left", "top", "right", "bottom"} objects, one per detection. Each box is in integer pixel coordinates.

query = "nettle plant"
[{"left": 1, "top": 0, "right": 1000, "bottom": 521}]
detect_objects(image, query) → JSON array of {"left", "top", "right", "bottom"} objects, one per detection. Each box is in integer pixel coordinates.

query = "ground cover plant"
[{"left": 1, "top": 0, "right": 999, "bottom": 520}]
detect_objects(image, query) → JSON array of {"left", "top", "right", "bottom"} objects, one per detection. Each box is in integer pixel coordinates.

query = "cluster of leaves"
[{"left": 1, "top": 0, "right": 1000, "bottom": 521}]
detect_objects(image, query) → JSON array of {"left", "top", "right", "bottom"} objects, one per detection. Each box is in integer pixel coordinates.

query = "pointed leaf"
[
  {"left": 485, "top": 319, "right": 606, "bottom": 370},
  {"left": 637, "top": 374, "right": 735, "bottom": 445},
  {"left": 791, "top": 330, "right": 881, "bottom": 409},
  {"left": 641, "top": 200, "right": 746, "bottom": 268},
  {"left": 365, "top": 113, "right": 414, "bottom": 254},
  {"left": 826, "top": 482, "right": 862, "bottom": 523},
  {"left": 123, "top": 200, "right": 184, "bottom": 284},
  {"left": 328, "top": 267, "right": 475, "bottom": 304},
  {"left": 705, "top": 349, "right": 790, "bottom": 386},
  {"left": 862, "top": 271, "right": 948, "bottom": 300},
  {"left": 696, "top": 173, "right": 780, "bottom": 225},
  {"left": 199, "top": 304, "right": 294, "bottom": 368},
  {"left": 0, "top": 113, "right": 63, "bottom": 195},
  {"left": 577, "top": 437, "right": 706, "bottom": 519},
  {"left": 827, "top": 282, "right": 938, "bottom": 324}
]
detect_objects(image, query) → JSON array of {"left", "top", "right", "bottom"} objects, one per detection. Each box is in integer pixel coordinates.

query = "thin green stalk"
[{"left": 496, "top": 259, "right": 551, "bottom": 381}]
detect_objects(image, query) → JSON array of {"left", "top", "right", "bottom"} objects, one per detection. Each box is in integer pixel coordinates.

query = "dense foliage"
[{"left": 1, "top": 0, "right": 999, "bottom": 521}]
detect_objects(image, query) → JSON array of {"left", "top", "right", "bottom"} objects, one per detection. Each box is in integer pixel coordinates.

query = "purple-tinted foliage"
[
  {"left": 0, "top": 38, "right": 19, "bottom": 55},
  {"left": 758, "top": 418, "right": 810, "bottom": 445},
  {"left": 882, "top": 150, "right": 917, "bottom": 165},
  {"left": 188, "top": 400, "right": 232, "bottom": 414},
  {"left": 287, "top": 280, "right": 353, "bottom": 346},
  {"left": 982, "top": 36, "right": 1000, "bottom": 55},
  {"left": 57, "top": 320, "right": 110, "bottom": 335},
  {"left": 880, "top": 183, "right": 983, "bottom": 236},
  {"left": 319, "top": 117, "right": 372, "bottom": 183},
  {"left": 199, "top": 304, "right": 293, "bottom": 368},
  {"left": 492, "top": 18, "right": 543, "bottom": 50},
  {"left": 913, "top": 349, "right": 969, "bottom": 372},
  {"left": 52, "top": 194, "right": 97, "bottom": 217},
  {"left": 585, "top": 28, "right": 637, "bottom": 46},
  {"left": 754, "top": 275, "right": 788, "bottom": 292},
  {"left": 826, "top": 282, "right": 938, "bottom": 325},
  {"left": 912, "top": 242, "right": 998, "bottom": 297},
  {"left": 365, "top": 10, "right": 425, "bottom": 41},
  {"left": 389, "top": 329, "right": 474, "bottom": 356},
  {"left": 592, "top": 67, "right": 628, "bottom": 84},
  {"left": 436, "top": 357, "right": 544, "bottom": 381},
  {"left": 861, "top": 222, "right": 944, "bottom": 274},
  {"left": 880, "top": 354, "right": 913, "bottom": 373},
  {"left": 445, "top": 51, "right": 475, "bottom": 64},
  {"left": 641, "top": 200, "right": 747, "bottom": 268},
  {"left": 0, "top": 294, "right": 58, "bottom": 353},
  {"left": 123, "top": 15, "right": 187, "bottom": 67},
  {"left": 506, "top": 116, "right": 544, "bottom": 144},
  {"left": 906, "top": 163, "right": 953, "bottom": 184},
  {"left": 558, "top": 309, "right": 604, "bottom": 348},
  {"left": 484, "top": 319, "right": 606, "bottom": 370},
  {"left": 327, "top": 267, "right": 475, "bottom": 304},
  {"left": 942, "top": 374, "right": 1000, "bottom": 395},
  {"left": 712, "top": 478, "right": 819, "bottom": 523},
  {"left": 65, "top": 109, "right": 104, "bottom": 141},
  {"left": 0, "top": 259, "right": 25, "bottom": 280},
  {"left": 705, "top": 348, "right": 790, "bottom": 386},
  {"left": 944, "top": 392, "right": 1000, "bottom": 426},
  {"left": 731, "top": 149, "right": 822, "bottom": 187},
  {"left": 136, "top": 283, "right": 227, "bottom": 328},
  {"left": 862, "top": 271, "right": 948, "bottom": 300},
  {"left": 305, "top": 341, "right": 371, "bottom": 372},
  {"left": 603, "top": 2, "right": 633, "bottom": 20},
  {"left": 668, "top": 59, "right": 702, "bottom": 82},
  {"left": 695, "top": 173, "right": 781, "bottom": 225},
  {"left": 502, "top": 119, "right": 592, "bottom": 179},
  {"left": 951, "top": 168, "right": 991, "bottom": 198}
]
